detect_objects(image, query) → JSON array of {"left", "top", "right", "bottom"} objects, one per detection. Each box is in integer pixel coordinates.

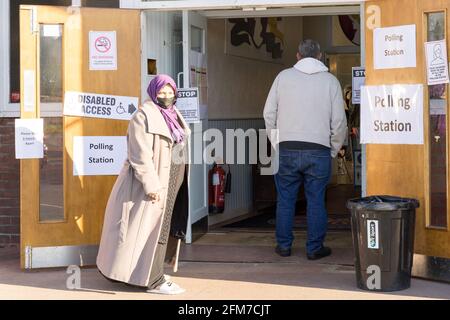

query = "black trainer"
[
  {"left": 307, "top": 246, "right": 332, "bottom": 260},
  {"left": 275, "top": 245, "right": 291, "bottom": 257}
]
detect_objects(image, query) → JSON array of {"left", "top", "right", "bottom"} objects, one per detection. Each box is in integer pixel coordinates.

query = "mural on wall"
[
  {"left": 332, "top": 15, "right": 361, "bottom": 47},
  {"left": 225, "top": 17, "right": 285, "bottom": 62}
]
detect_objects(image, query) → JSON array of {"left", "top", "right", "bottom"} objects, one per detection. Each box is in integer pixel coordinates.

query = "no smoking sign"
[
  {"left": 89, "top": 31, "right": 117, "bottom": 70},
  {"left": 95, "top": 36, "right": 112, "bottom": 53}
]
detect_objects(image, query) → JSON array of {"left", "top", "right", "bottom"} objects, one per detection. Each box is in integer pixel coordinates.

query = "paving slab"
[{"left": 0, "top": 231, "right": 448, "bottom": 300}]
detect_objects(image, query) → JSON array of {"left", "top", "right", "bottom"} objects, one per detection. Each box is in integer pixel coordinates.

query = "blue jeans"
[{"left": 274, "top": 148, "right": 332, "bottom": 254}]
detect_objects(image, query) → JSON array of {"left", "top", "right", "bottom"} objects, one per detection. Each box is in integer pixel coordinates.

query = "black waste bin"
[{"left": 347, "top": 195, "right": 419, "bottom": 292}]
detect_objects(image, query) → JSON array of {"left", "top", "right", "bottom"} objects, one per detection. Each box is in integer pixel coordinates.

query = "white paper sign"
[
  {"left": 64, "top": 91, "right": 138, "bottom": 121},
  {"left": 425, "top": 40, "right": 450, "bottom": 85},
  {"left": 15, "top": 119, "right": 44, "bottom": 159},
  {"left": 73, "top": 136, "right": 127, "bottom": 176},
  {"left": 89, "top": 31, "right": 117, "bottom": 70},
  {"left": 352, "top": 67, "right": 365, "bottom": 104},
  {"left": 176, "top": 88, "right": 200, "bottom": 123},
  {"left": 23, "top": 70, "right": 35, "bottom": 112},
  {"left": 374, "top": 24, "right": 417, "bottom": 69},
  {"left": 430, "top": 98, "right": 446, "bottom": 115},
  {"left": 361, "top": 84, "right": 424, "bottom": 145},
  {"left": 43, "top": 25, "right": 61, "bottom": 38}
]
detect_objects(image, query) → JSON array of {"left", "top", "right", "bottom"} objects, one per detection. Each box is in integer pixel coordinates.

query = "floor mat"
[
  {"left": 180, "top": 244, "right": 354, "bottom": 265},
  {"left": 223, "top": 184, "right": 358, "bottom": 231},
  {"left": 223, "top": 210, "right": 351, "bottom": 231},
  {"left": 181, "top": 231, "right": 355, "bottom": 265}
]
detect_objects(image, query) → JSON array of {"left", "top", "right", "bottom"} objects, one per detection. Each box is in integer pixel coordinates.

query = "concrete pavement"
[{"left": 0, "top": 231, "right": 449, "bottom": 300}]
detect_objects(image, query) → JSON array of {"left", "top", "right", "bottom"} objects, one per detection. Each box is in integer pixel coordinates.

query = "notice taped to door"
[
  {"left": 64, "top": 91, "right": 138, "bottom": 121},
  {"left": 23, "top": 70, "right": 36, "bottom": 113},
  {"left": 373, "top": 24, "right": 416, "bottom": 70},
  {"left": 177, "top": 88, "right": 200, "bottom": 123},
  {"left": 352, "top": 67, "right": 365, "bottom": 104},
  {"left": 425, "top": 40, "right": 450, "bottom": 85},
  {"left": 73, "top": 136, "right": 127, "bottom": 176},
  {"left": 361, "top": 84, "right": 424, "bottom": 145},
  {"left": 89, "top": 31, "right": 117, "bottom": 71},
  {"left": 15, "top": 119, "right": 44, "bottom": 159}
]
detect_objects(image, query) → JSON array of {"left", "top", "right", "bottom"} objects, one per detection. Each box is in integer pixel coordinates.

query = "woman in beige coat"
[{"left": 97, "top": 75, "right": 191, "bottom": 295}]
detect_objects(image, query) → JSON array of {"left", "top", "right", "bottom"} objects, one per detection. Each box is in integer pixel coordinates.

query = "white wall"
[
  {"left": 142, "top": 11, "right": 183, "bottom": 101},
  {"left": 206, "top": 15, "right": 361, "bottom": 120},
  {"left": 205, "top": 17, "right": 302, "bottom": 226},
  {"left": 303, "top": 16, "right": 332, "bottom": 53},
  {"left": 303, "top": 15, "right": 360, "bottom": 54},
  {"left": 205, "top": 15, "right": 362, "bottom": 226},
  {"left": 207, "top": 17, "right": 303, "bottom": 120}
]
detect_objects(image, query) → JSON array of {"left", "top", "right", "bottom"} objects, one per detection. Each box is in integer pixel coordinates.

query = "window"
[
  {"left": 40, "top": 24, "right": 64, "bottom": 103},
  {"left": 1, "top": 0, "right": 119, "bottom": 117},
  {"left": 191, "top": 25, "right": 204, "bottom": 53},
  {"left": 9, "top": 0, "right": 72, "bottom": 105},
  {"left": 38, "top": 23, "right": 65, "bottom": 221},
  {"left": 426, "top": 11, "right": 448, "bottom": 229}
]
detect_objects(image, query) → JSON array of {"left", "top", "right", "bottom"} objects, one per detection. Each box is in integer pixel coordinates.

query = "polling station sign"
[
  {"left": 373, "top": 24, "right": 417, "bottom": 70},
  {"left": 73, "top": 136, "right": 127, "bottom": 176},
  {"left": 64, "top": 91, "right": 138, "bottom": 121},
  {"left": 176, "top": 88, "right": 200, "bottom": 123},
  {"left": 361, "top": 84, "right": 424, "bottom": 145}
]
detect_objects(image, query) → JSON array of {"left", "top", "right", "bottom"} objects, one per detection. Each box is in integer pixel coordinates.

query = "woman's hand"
[{"left": 148, "top": 192, "right": 160, "bottom": 203}]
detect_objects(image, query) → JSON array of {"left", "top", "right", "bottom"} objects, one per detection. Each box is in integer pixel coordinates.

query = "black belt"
[{"left": 279, "top": 141, "right": 330, "bottom": 151}]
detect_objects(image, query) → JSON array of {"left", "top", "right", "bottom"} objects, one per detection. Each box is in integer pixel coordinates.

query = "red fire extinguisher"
[{"left": 208, "top": 163, "right": 231, "bottom": 214}]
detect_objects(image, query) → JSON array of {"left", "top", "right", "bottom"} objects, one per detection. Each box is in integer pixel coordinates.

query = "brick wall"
[{"left": 0, "top": 118, "right": 20, "bottom": 247}]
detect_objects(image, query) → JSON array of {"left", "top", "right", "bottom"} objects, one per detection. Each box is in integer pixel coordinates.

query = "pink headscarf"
[{"left": 147, "top": 75, "right": 185, "bottom": 144}]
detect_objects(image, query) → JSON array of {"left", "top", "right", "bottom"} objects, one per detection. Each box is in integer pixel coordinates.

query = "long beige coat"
[{"left": 96, "top": 101, "right": 191, "bottom": 287}]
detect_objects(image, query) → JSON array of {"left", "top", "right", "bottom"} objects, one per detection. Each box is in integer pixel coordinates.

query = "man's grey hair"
[{"left": 298, "top": 39, "right": 321, "bottom": 59}]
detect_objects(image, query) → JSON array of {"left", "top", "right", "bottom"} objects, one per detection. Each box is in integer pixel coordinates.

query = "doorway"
[
  {"left": 137, "top": 4, "right": 365, "bottom": 246},
  {"left": 199, "top": 11, "right": 363, "bottom": 235},
  {"left": 175, "top": 9, "right": 363, "bottom": 265}
]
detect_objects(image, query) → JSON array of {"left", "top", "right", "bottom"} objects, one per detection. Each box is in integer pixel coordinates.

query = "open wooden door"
[
  {"left": 183, "top": 11, "right": 209, "bottom": 243},
  {"left": 19, "top": 5, "right": 141, "bottom": 269},
  {"left": 365, "top": 0, "right": 450, "bottom": 281}
]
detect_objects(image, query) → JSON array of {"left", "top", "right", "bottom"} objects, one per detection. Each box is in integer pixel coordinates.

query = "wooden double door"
[{"left": 365, "top": 0, "right": 450, "bottom": 278}]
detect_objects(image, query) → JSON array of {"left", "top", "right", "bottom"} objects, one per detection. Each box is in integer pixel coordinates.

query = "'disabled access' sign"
[{"left": 64, "top": 91, "right": 138, "bottom": 121}]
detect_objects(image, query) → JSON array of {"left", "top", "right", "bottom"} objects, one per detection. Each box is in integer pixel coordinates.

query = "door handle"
[{"left": 177, "top": 72, "right": 184, "bottom": 89}]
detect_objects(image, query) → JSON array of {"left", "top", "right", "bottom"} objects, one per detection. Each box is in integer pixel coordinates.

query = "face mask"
[{"left": 157, "top": 97, "right": 175, "bottom": 108}]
